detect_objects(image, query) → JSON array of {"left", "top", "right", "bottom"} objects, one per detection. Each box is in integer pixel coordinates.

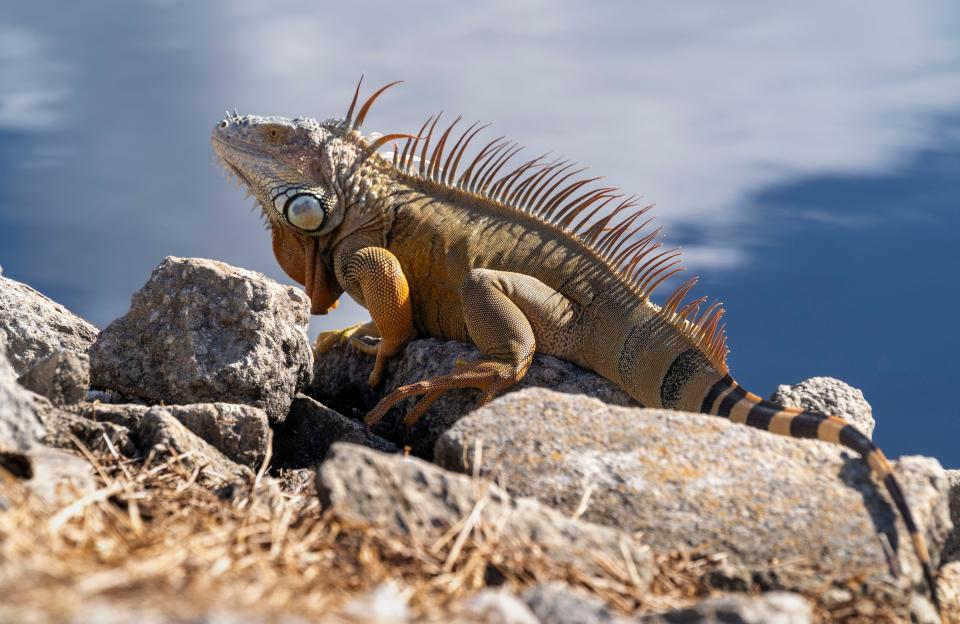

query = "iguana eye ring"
[{"left": 284, "top": 193, "right": 326, "bottom": 231}]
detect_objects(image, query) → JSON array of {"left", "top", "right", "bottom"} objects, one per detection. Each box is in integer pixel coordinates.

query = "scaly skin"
[{"left": 210, "top": 83, "right": 941, "bottom": 613}]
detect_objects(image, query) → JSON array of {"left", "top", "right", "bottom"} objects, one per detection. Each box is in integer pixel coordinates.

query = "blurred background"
[{"left": 1, "top": 2, "right": 958, "bottom": 463}]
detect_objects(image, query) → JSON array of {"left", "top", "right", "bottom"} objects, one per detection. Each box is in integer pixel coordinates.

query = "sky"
[{"left": 1, "top": 1, "right": 959, "bottom": 463}]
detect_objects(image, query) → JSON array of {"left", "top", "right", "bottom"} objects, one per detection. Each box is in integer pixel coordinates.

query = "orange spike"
[
  {"left": 458, "top": 136, "right": 506, "bottom": 189},
  {"left": 540, "top": 176, "right": 604, "bottom": 220},
  {"left": 626, "top": 242, "right": 665, "bottom": 281},
  {"left": 461, "top": 138, "right": 507, "bottom": 190},
  {"left": 419, "top": 112, "right": 443, "bottom": 177},
  {"left": 608, "top": 218, "right": 656, "bottom": 266},
  {"left": 645, "top": 266, "right": 686, "bottom": 297},
  {"left": 556, "top": 188, "right": 618, "bottom": 227},
  {"left": 353, "top": 80, "right": 403, "bottom": 130},
  {"left": 366, "top": 133, "right": 416, "bottom": 154},
  {"left": 637, "top": 252, "right": 682, "bottom": 293},
  {"left": 445, "top": 122, "right": 489, "bottom": 185},
  {"left": 515, "top": 158, "right": 567, "bottom": 208},
  {"left": 594, "top": 201, "right": 645, "bottom": 254},
  {"left": 478, "top": 144, "right": 524, "bottom": 194},
  {"left": 678, "top": 296, "right": 707, "bottom": 322},
  {"left": 403, "top": 114, "right": 434, "bottom": 171},
  {"left": 505, "top": 158, "right": 555, "bottom": 205},
  {"left": 429, "top": 115, "right": 462, "bottom": 180},
  {"left": 663, "top": 276, "right": 699, "bottom": 315},
  {"left": 490, "top": 153, "right": 547, "bottom": 200},
  {"left": 636, "top": 249, "right": 682, "bottom": 291},
  {"left": 595, "top": 200, "right": 647, "bottom": 246},
  {"left": 344, "top": 74, "right": 364, "bottom": 125},
  {"left": 577, "top": 196, "right": 625, "bottom": 242},
  {"left": 470, "top": 141, "right": 512, "bottom": 192},
  {"left": 531, "top": 167, "right": 588, "bottom": 215}
]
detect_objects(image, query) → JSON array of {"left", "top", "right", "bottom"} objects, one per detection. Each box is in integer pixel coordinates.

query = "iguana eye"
[
  {"left": 262, "top": 125, "right": 287, "bottom": 142},
  {"left": 284, "top": 193, "right": 326, "bottom": 231}
]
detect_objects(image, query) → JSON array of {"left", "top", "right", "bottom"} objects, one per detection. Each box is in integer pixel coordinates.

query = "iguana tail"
[{"left": 700, "top": 375, "right": 940, "bottom": 611}]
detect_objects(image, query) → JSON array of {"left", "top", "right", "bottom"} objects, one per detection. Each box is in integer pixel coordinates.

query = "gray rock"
[
  {"left": 338, "top": 581, "right": 411, "bottom": 623},
  {"left": 0, "top": 425, "right": 95, "bottom": 503},
  {"left": 937, "top": 561, "right": 960, "bottom": 621},
  {"left": 317, "top": 443, "right": 654, "bottom": 584},
  {"left": 162, "top": 403, "right": 269, "bottom": 469},
  {"left": 17, "top": 350, "right": 90, "bottom": 406},
  {"left": 447, "top": 589, "right": 540, "bottom": 624},
  {"left": 943, "top": 469, "right": 960, "bottom": 563},
  {"left": 908, "top": 594, "right": 941, "bottom": 624},
  {"left": 137, "top": 407, "right": 252, "bottom": 485},
  {"left": 0, "top": 274, "right": 98, "bottom": 376},
  {"left": 45, "top": 400, "right": 266, "bottom": 469},
  {"left": 0, "top": 340, "right": 46, "bottom": 452},
  {"left": 636, "top": 592, "right": 812, "bottom": 624},
  {"left": 768, "top": 377, "right": 874, "bottom": 438},
  {"left": 89, "top": 257, "right": 312, "bottom": 423},
  {"left": 17, "top": 445, "right": 96, "bottom": 502},
  {"left": 522, "top": 582, "right": 626, "bottom": 624},
  {"left": 271, "top": 394, "right": 399, "bottom": 469},
  {"left": 434, "top": 388, "right": 951, "bottom": 596},
  {"left": 309, "top": 337, "right": 635, "bottom": 457},
  {"left": 41, "top": 408, "right": 138, "bottom": 457}
]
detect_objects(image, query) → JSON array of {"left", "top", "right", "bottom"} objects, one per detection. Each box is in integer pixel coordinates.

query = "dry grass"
[
  {"left": 0, "top": 441, "right": 917, "bottom": 623},
  {"left": 0, "top": 441, "right": 726, "bottom": 623}
]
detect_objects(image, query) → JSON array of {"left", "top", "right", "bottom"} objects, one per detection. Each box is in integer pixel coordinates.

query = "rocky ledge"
[{"left": 1, "top": 257, "right": 958, "bottom": 623}]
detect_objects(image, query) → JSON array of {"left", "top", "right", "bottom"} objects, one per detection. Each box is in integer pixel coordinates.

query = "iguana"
[{"left": 211, "top": 79, "right": 941, "bottom": 610}]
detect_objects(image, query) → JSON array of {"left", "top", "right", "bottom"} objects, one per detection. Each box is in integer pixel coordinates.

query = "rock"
[
  {"left": 937, "top": 561, "right": 960, "bottom": 623},
  {"left": 1, "top": 437, "right": 96, "bottom": 504},
  {"left": 40, "top": 400, "right": 266, "bottom": 469},
  {"left": 768, "top": 377, "right": 874, "bottom": 438},
  {"left": 17, "top": 350, "right": 90, "bottom": 406},
  {"left": 909, "top": 594, "right": 941, "bottom": 624},
  {"left": 161, "top": 403, "right": 269, "bottom": 469},
  {"left": 0, "top": 274, "right": 98, "bottom": 376},
  {"left": 271, "top": 394, "right": 399, "bottom": 469},
  {"left": 434, "top": 388, "right": 951, "bottom": 596},
  {"left": 136, "top": 407, "right": 252, "bottom": 484},
  {"left": 943, "top": 469, "right": 960, "bottom": 563},
  {"left": 447, "top": 589, "right": 540, "bottom": 624},
  {"left": 317, "top": 443, "right": 654, "bottom": 584},
  {"left": 39, "top": 398, "right": 138, "bottom": 457},
  {"left": 339, "top": 581, "right": 411, "bottom": 624},
  {"left": 0, "top": 340, "right": 46, "bottom": 452},
  {"left": 15, "top": 445, "right": 97, "bottom": 502},
  {"left": 89, "top": 257, "right": 312, "bottom": 423},
  {"left": 309, "top": 337, "right": 635, "bottom": 457},
  {"left": 522, "top": 582, "right": 627, "bottom": 624},
  {"left": 636, "top": 592, "right": 812, "bottom": 624}
]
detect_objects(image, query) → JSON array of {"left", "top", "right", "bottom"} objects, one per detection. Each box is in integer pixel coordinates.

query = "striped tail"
[{"left": 700, "top": 375, "right": 940, "bottom": 612}]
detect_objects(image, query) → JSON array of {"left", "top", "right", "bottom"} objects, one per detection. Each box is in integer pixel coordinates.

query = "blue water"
[{"left": 1, "top": 2, "right": 958, "bottom": 465}]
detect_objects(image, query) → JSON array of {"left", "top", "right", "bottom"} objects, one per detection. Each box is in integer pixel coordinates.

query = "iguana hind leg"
[{"left": 365, "top": 269, "right": 576, "bottom": 428}]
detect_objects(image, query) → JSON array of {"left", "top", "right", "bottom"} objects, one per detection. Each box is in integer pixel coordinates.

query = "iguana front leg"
[
  {"left": 366, "top": 269, "right": 576, "bottom": 428},
  {"left": 337, "top": 246, "right": 416, "bottom": 387}
]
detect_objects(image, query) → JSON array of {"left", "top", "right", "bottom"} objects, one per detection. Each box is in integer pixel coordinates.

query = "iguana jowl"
[{"left": 211, "top": 79, "right": 940, "bottom": 608}]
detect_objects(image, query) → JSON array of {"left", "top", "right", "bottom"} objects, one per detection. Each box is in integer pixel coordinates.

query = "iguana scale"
[{"left": 211, "top": 79, "right": 940, "bottom": 610}]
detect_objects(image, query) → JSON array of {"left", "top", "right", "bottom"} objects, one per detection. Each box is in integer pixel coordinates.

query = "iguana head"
[
  {"left": 211, "top": 81, "right": 409, "bottom": 314},
  {"left": 211, "top": 113, "right": 366, "bottom": 315}
]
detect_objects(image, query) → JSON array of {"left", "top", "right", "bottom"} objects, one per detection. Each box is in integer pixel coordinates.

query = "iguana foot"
[
  {"left": 364, "top": 359, "right": 524, "bottom": 428},
  {"left": 314, "top": 321, "right": 380, "bottom": 355}
]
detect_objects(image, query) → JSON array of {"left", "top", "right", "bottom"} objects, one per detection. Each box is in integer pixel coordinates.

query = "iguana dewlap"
[{"left": 211, "top": 80, "right": 940, "bottom": 611}]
